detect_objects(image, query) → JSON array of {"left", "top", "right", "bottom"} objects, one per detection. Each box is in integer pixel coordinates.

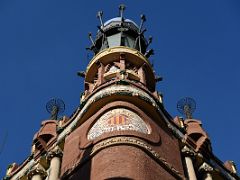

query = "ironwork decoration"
[
  {"left": 134, "top": 14, "right": 147, "bottom": 53},
  {"left": 139, "top": 14, "right": 146, "bottom": 33},
  {"left": 87, "top": 32, "right": 98, "bottom": 54},
  {"left": 97, "top": 11, "right": 104, "bottom": 27},
  {"left": 77, "top": 71, "right": 86, "bottom": 78},
  {"left": 119, "top": 4, "right": 126, "bottom": 20},
  {"left": 177, "top": 97, "right": 196, "bottom": 119},
  {"left": 145, "top": 49, "right": 154, "bottom": 58},
  {"left": 46, "top": 98, "right": 65, "bottom": 120}
]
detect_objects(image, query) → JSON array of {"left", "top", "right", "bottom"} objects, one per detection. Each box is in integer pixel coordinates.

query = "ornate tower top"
[
  {"left": 87, "top": 4, "right": 153, "bottom": 56},
  {"left": 83, "top": 5, "right": 157, "bottom": 100}
]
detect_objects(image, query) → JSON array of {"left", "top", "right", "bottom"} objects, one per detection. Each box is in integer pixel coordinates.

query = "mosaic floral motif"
[{"left": 87, "top": 108, "right": 150, "bottom": 140}]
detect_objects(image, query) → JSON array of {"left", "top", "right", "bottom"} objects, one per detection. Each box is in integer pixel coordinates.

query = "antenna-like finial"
[
  {"left": 139, "top": 14, "right": 146, "bottom": 33},
  {"left": 119, "top": 4, "right": 126, "bottom": 19},
  {"left": 88, "top": 32, "right": 95, "bottom": 46},
  {"left": 146, "top": 36, "right": 153, "bottom": 49},
  {"left": 46, "top": 98, "right": 65, "bottom": 120},
  {"left": 87, "top": 32, "right": 98, "bottom": 54},
  {"left": 135, "top": 14, "right": 147, "bottom": 53},
  {"left": 148, "top": 36, "right": 152, "bottom": 45},
  {"left": 144, "top": 49, "right": 154, "bottom": 58},
  {"left": 177, "top": 97, "right": 196, "bottom": 119},
  {"left": 97, "top": 11, "right": 104, "bottom": 27},
  {"left": 77, "top": 71, "right": 86, "bottom": 78}
]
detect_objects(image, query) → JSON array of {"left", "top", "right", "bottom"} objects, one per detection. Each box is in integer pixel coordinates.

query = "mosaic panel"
[{"left": 87, "top": 108, "right": 150, "bottom": 140}]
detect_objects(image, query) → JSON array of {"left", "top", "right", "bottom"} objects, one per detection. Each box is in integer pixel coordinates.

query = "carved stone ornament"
[
  {"left": 199, "top": 162, "right": 214, "bottom": 172},
  {"left": 47, "top": 146, "right": 63, "bottom": 161},
  {"left": 181, "top": 146, "right": 196, "bottom": 157},
  {"left": 27, "top": 164, "right": 47, "bottom": 179},
  {"left": 87, "top": 108, "right": 150, "bottom": 140}
]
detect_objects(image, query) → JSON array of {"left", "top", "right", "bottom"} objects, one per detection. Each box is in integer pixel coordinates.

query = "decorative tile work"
[{"left": 87, "top": 108, "right": 150, "bottom": 140}]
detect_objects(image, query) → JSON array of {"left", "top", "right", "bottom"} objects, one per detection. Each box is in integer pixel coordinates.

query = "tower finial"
[
  {"left": 177, "top": 97, "right": 196, "bottom": 119},
  {"left": 46, "top": 98, "right": 65, "bottom": 120},
  {"left": 97, "top": 11, "right": 104, "bottom": 27},
  {"left": 119, "top": 4, "right": 126, "bottom": 20}
]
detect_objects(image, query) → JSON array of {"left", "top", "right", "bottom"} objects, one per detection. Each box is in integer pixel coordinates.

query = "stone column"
[
  {"left": 119, "top": 53, "right": 126, "bottom": 70},
  {"left": 47, "top": 147, "right": 63, "bottom": 180},
  {"left": 27, "top": 164, "right": 47, "bottom": 180},
  {"left": 138, "top": 63, "right": 146, "bottom": 85},
  {"left": 199, "top": 162, "right": 214, "bottom": 180},
  {"left": 97, "top": 61, "right": 105, "bottom": 84},
  {"left": 182, "top": 146, "right": 197, "bottom": 180}
]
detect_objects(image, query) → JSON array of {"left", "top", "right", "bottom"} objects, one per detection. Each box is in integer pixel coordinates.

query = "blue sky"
[{"left": 0, "top": 0, "right": 240, "bottom": 177}]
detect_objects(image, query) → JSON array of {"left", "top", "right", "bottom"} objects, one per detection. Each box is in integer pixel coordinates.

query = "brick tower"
[{"left": 4, "top": 5, "right": 239, "bottom": 180}]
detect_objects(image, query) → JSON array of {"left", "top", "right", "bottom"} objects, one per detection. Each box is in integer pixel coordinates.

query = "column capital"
[
  {"left": 181, "top": 146, "right": 196, "bottom": 157},
  {"left": 47, "top": 146, "right": 63, "bottom": 161},
  {"left": 199, "top": 162, "right": 214, "bottom": 173},
  {"left": 27, "top": 164, "right": 47, "bottom": 179}
]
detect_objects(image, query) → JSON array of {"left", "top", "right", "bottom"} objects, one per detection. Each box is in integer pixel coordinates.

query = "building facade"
[{"left": 4, "top": 5, "right": 239, "bottom": 180}]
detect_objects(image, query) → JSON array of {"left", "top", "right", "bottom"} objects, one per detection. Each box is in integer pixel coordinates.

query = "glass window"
[
  {"left": 121, "top": 34, "right": 135, "bottom": 48},
  {"left": 107, "top": 33, "right": 121, "bottom": 47}
]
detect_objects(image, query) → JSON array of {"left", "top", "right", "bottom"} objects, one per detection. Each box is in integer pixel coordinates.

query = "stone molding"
[{"left": 27, "top": 164, "right": 47, "bottom": 179}]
